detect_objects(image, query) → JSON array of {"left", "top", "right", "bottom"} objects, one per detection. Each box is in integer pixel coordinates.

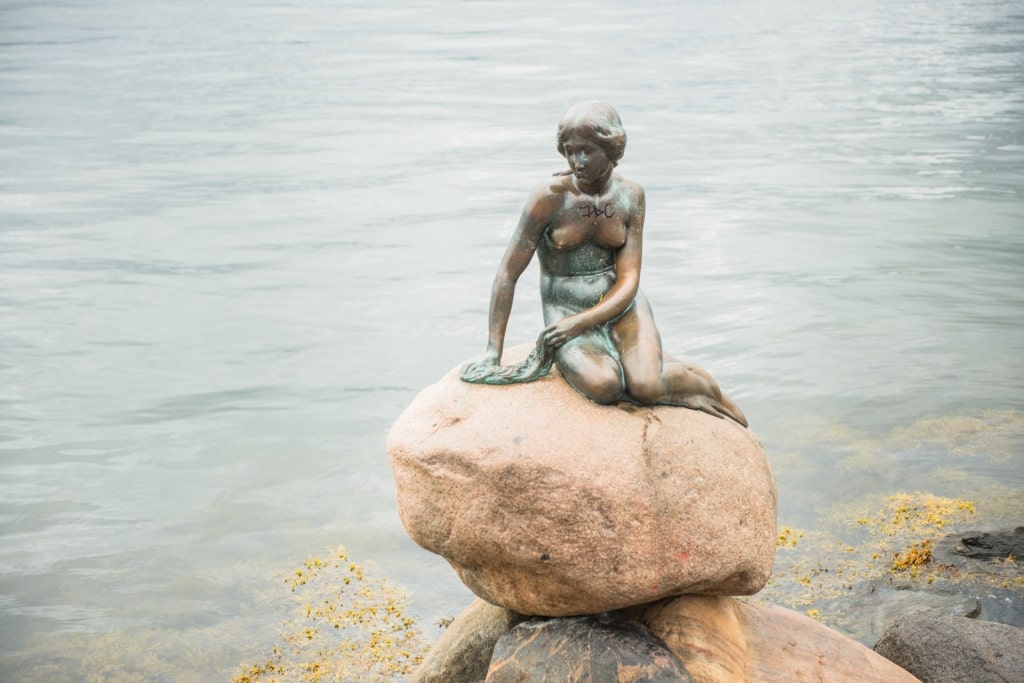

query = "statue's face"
[{"left": 562, "top": 132, "right": 612, "bottom": 188}]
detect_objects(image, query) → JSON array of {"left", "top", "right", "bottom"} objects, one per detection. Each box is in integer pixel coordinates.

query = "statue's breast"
[{"left": 546, "top": 200, "right": 628, "bottom": 252}]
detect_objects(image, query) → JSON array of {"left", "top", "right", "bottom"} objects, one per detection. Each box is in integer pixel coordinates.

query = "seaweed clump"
[
  {"left": 859, "top": 493, "right": 976, "bottom": 579},
  {"left": 233, "top": 546, "right": 427, "bottom": 683},
  {"left": 759, "top": 493, "right": 988, "bottom": 624}
]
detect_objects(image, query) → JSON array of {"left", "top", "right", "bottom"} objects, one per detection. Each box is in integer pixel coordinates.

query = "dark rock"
[
  {"left": 921, "top": 526, "right": 1024, "bottom": 628},
  {"left": 486, "top": 612, "right": 695, "bottom": 683},
  {"left": 873, "top": 605, "right": 1024, "bottom": 683},
  {"left": 411, "top": 599, "right": 527, "bottom": 683},
  {"left": 933, "top": 527, "right": 1024, "bottom": 564}
]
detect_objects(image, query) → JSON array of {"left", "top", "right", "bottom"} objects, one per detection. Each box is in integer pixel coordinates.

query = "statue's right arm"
[{"left": 481, "top": 186, "right": 556, "bottom": 365}]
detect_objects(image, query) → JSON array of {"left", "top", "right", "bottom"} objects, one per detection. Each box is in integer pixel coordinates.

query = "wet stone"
[
  {"left": 933, "top": 526, "right": 1024, "bottom": 564},
  {"left": 485, "top": 613, "right": 696, "bottom": 683}
]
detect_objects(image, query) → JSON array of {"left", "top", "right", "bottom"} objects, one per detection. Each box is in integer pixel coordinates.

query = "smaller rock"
[
  {"left": 411, "top": 599, "right": 526, "bottom": 683},
  {"left": 636, "top": 595, "right": 921, "bottom": 683},
  {"left": 873, "top": 605, "right": 1024, "bottom": 683},
  {"left": 486, "top": 613, "right": 695, "bottom": 683}
]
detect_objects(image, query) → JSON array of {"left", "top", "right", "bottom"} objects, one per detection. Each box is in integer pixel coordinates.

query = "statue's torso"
[{"left": 537, "top": 179, "right": 634, "bottom": 317}]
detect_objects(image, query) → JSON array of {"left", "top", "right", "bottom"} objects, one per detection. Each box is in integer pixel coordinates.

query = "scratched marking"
[{"left": 578, "top": 203, "right": 615, "bottom": 219}]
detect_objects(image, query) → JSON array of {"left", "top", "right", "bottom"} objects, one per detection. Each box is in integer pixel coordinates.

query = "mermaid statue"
[{"left": 460, "top": 102, "right": 747, "bottom": 427}]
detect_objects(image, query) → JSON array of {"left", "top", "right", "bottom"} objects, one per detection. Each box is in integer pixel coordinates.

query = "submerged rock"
[
  {"left": 886, "top": 526, "right": 1024, "bottom": 628},
  {"left": 387, "top": 347, "right": 777, "bottom": 616}
]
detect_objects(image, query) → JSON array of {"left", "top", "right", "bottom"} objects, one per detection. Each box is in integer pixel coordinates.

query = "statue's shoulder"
[
  {"left": 608, "top": 175, "right": 645, "bottom": 213},
  {"left": 524, "top": 173, "right": 573, "bottom": 209},
  {"left": 613, "top": 174, "right": 644, "bottom": 198},
  {"left": 543, "top": 172, "right": 575, "bottom": 195}
]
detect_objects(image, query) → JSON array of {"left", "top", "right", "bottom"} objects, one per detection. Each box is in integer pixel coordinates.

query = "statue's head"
[{"left": 556, "top": 102, "right": 627, "bottom": 167}]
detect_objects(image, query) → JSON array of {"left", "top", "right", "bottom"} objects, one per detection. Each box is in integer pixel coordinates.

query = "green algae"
[
  {"left": 6, "top": 625, "right": 242, "bottom": 683},
  {"left": 886, "top": 410, "right": 1024, "bottom": 459},
  {"left": 784, "top": 409, "right": 1024, "bottom": 469}
]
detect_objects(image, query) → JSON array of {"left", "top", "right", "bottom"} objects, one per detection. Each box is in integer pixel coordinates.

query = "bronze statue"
[{"left": 461, "top": 102, "right": 747, "bottom": 427}]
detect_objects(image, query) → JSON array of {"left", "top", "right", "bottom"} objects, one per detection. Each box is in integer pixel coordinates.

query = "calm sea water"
[{"left": 1, "top": 0, "right": 1022, "bottom": 680}]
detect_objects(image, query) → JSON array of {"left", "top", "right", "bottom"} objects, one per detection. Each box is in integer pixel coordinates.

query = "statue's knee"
[
  {"left": 566, "top": 368, "right": 622, "bottom": 405},
  {"left": 627, "top": 378, "right": 665, "bottom": 405},
  {"left": 586, "top": 379, "right": 622, "bottom": 405}
]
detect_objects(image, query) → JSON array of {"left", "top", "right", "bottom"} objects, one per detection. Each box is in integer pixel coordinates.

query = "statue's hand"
[
  {"left": 459, "top": 351, "right": 500, "bottom": 382},
  {"left": 541, "top": 316, "right": 587, "bottom": 350}
]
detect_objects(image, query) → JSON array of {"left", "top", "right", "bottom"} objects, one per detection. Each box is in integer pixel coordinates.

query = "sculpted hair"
[{"left": 556, "top": 102, "right": 627, "bottom": 166}]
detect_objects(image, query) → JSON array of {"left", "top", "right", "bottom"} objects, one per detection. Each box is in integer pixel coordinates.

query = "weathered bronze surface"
[{"left": 461, "top": 102, "right": 746, "bottom": 426}]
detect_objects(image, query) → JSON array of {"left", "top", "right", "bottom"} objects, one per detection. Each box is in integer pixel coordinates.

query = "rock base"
[{"left": 411, "top": 596, "right": 922, "bottom": 683}]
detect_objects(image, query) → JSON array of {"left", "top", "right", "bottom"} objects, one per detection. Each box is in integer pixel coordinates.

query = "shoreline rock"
[
  {"left": 933, "top": 526, "right": 1024, "bottom": 566},
  {"left": 411, "top": 596, "right": 922, "bottom": 683},
  {"left": 874, "top": 605, "right": 1024, "bottom": 683}
]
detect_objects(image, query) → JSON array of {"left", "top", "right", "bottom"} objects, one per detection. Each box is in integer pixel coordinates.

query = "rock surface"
[
  {"left": 410, "top": 596, "right": 922, "bottom": 683},
  {"left": 486, "top": 613, "right": 696, "bottom": 683},
  {"left": 933, "top": 526, "right": 1024, "bottom": 565},
  {"left": 387, "top": 348, "right": 777, "bottom": 616},
  {"left": 873, "top": 605, "right": 1024, "bottom": 683},
  {"left": 411, "top": 599, "right": 526, "bottom": 683},
  {"left": 633, "top": 596, "right": 921, "bottom": 683}
]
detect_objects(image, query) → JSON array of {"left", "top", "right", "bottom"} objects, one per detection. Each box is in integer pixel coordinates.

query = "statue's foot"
[
  {"left": 683, "top": 394, "right": 748, "bottom": 428},
  {"left": 720, "top": 395, "right": 748, "bottom": 428}
]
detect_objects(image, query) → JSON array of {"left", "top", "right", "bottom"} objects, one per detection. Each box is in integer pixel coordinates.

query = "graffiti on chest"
[{"left": 578, "top": 203, "right": 616, "bottom": 219}]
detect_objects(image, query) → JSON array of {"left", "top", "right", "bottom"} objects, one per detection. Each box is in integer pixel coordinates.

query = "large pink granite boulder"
[{"left": 388, "top": 347, "right": 777, "bottom": 616}]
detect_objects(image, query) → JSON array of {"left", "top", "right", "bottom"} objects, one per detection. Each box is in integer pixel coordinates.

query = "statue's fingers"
[{"left": 463, "top": 364, "right": 489, "bottom": 382}]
